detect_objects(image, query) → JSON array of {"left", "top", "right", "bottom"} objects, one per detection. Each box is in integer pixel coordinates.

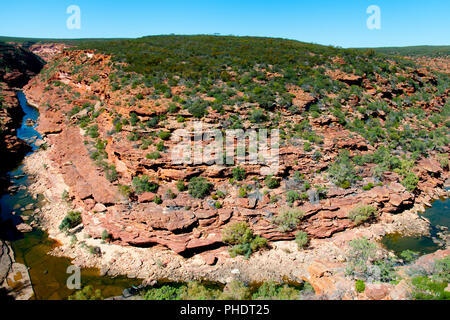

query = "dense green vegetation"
[
  {"left": 132, "top": 175, "right": 159, "bottom": 194},
  {"left": 142, "top": 280, "right": 314, "bottom": 300},
  {"left": 407, "top": 256, "right": 450, "bottom": 300},
  {"left": 271, "top": 208, "right": 305, "bottom": 232},
  {"left": 222, "top": 222, "right": 268, "bottom": 258},
  {"left": 347, "top": 205, "right": 378, "bottom": 225},
  {"left": 367, "top": 46, "right": 450, "bottom": 57},
  {"left": 188, "top": 177, "right": 213, "bottom": 199},
  {"left": 345, "top": 237, "right": 398, "bottom": 283},
  {"left": 68, "top": 286, "right": 103, "bottom": 300},
  {"left": 59, "top": 211, "right": 82, "bottom": 231},
  {"left": 46, "top": 35, "right": 448, "bottom": 200}
]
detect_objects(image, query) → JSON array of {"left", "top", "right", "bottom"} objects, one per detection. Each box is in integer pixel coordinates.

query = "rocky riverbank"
[
  {"left": 0, "top": 239, "right": 33, "bottom": 300},
  {"left": 22, "top": 146, "right": 448, "bottom": 299}
]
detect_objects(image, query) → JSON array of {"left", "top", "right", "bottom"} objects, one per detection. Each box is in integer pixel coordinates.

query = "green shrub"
[
  {"left": 143, "top": 284, "right": 185, "bottom": 300},
  {"left": 249, "top": 108, "right": 268, "bottom": 123},
  {"left": 295, "top": 231, "right": 308, "bottom": 249},
  {"left": 265, "top": 175, "right": 280, "bottom": 189},
  {"left": 118, "top": 184, "right": 132, "bottom": 197},
  {"left": 132, "top": 175, "right": 159, "bottom": 194},
  {"left": 363, "top": 183, "right": 375, "bottom": 191},
  {"left": 86, "top": 124, "right": 100, "bottom": 138},
  {"left": 59, "top": 211, "right": 82, "bottom": 231},
  {"left": 101, "top": 230, "right": 111, "bottom": 241},
  {"left": 238, "top": 185, "right": 251, "bottom": 198},
  {"left": 345, "top": 237, "right": 397, "bottom": 283},
  {"left": 104, "top": 164, "right": 118, "bottom": 182},
  {"left": 232, "top": 167, "right": 246, "bottom": 181},
  {"left": 129, "top": 112, "right": 139, "bottom": 126},
  {"left": 220, "top": 280, "right": 251, "bottom": 300},
  {"left": 348, "top": 205, "right": 377, "bottom": 225},
  {"left": 400, "top": 250, "right": 420, "bottom": 263},
  {"left": 181, "top": 282, "right": 221, "bottom": 300},
  {"left": 146, "top": 151, "right": 161, "bottom": 160},
  {"left": 156, "top": 141, "right": 165, "bottom": 152},
  {"left": 252, "top": 281, "right": 300, "bottom": 300},
  {"left": 345, "top": 237, "right": 377, "bottom": 278},
  {"left": 355, "top": 280, "right": 366, "bottom": 293},
  {"left": 187, "top": 100, "right": 208, "bottom": 118},
  {"left": 154, "top": 195, "right": 163, "bottom": 204},
  {"left": 328, "top": 151, "right": 356, "bottom": 188},
  {"left": 303, "top": 142, "right": 312, "bottom": 152},
  {"left": 438, "top": 154, "right": 449, "bottom": 169},
  {"left": 176, "top": 180, "right": 187, "bottom": 192},
  {"left": 285, "top": 190, "right": 300, "bottom": 205},
  {"left": 188, "top": 177, "right": 212, "bottom": 199},
  {"left": 167, "top": 103, "right": 179, "bottom": 114},
  {"left": 272, "top": 208, "right": 305, "bottom": 232},
  {"left": 411, "top": 276, "right": 450, "bottom": 300},
  {"left": 158, "top": 131, "right": 172, "bottom": 141},
  {"left": 401, "top": 172, "right": 419, "bottom": 192},
  {"left": 68, "top": 286, "right": 103, "bottom": 300},
  {"left": 222, "top": 222, "right": 268, "bottom": 258}
]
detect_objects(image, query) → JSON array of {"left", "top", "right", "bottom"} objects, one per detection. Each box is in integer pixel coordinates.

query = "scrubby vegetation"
[
  {"left": 222, "top": 222, "right": 268, "bottom": 258},
  {"left": 142, "top": 280, "right": 314, "bottom": 300},
  {"left": 68, "top": 286, "right": 103, "bottom": 300},
  {"left": 407, "top": 256, "right": 450, "bottom": 300},
  {"left": 347, "top": 205, "right": 377, "bottom": 225},
  {"left": 132, "top": 175, "right": 159, "bottom": 194},
  {"left": 188, "top": 177, "right": 212, "bottom": 199},
  {"left": 295, "top": 231, "right": 309, "bottom": 249},
  {"left": 345, "top": 237, "right": 397, "bottom": 283},
  {"left": 272, "top": 208, "right": 305, "bottom": 232},
  {"left": 59, "top": 211, "right": 82, "bottom": 231}
]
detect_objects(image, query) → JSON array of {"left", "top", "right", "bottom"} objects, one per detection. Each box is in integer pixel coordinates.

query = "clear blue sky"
[{"left": 0, "top": 0, "right": 448, "bottom": 48}]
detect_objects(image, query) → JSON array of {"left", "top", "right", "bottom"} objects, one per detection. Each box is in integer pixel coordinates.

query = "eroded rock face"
[
  {"left": 0, "top": 240, "right": 12, "bottom": 284},
  {"left": 22, "top": 48, "right": 449, "bottom": 258}
]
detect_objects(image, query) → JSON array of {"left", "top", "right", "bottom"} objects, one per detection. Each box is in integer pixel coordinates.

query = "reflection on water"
[
  {"left": 12, "top": 230, "right": 140, "bottom": 300},
  {"left": 382, "top": 194, "right": 449, "bottom": 256}
]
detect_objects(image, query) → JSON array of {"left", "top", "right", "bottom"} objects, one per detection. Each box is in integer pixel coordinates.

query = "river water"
[
  {"left": 0, "top": 92, "right": 140, "bottom": 300},
  {"left": 381, "top": 194, "right": 449, "bottom": 256}
]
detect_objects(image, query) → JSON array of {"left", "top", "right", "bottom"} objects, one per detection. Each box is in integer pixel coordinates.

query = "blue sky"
[{"left": 0, "top": 0, "right": 449, "bottom": 48}]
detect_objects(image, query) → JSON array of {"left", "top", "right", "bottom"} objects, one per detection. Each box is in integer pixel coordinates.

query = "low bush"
[
  {"left": 328, "top": 151, "right": 356, "bottom": 189},
  {"left": 232, "top": 167, "right": 246, "bottom": 181},
  {"left": 146, "top": 151, "right": 161, "bottom": 160},
  {"left": 222, "top": 222, "right": 268, "bottom": 258},
  {"left": 132, "top": 175, "right": 159, "bottom": 194},
  {"left": 188, "top": 177, "right": 212, "bottom": 199},
  {"left": 158, "top": 131, "right": 172, "bottom": 141},
  {"left": 59, "top": 211, "right": 82, "bottom": 231},
  {"left": 355, "top": 280, "right": 366, "bottom": 293},
  {"left": 401, "top": 172, "right": 419, "bottom": 192},
  {"left": 176, "top": 180, "right": 187, "bottom": 192},
  {"left": 252, "top": 281, "right": 301, "bottom": 300},
  {"left": 295, "top": 231, "right": 309, "bottom": 249},
  {"left": 68, "top": 286, "right": 103, "bottom": 300},
  {"left": 265, "top": 175, "right": 280, "bottom": 189},
  {"left": 348, "top": 205, "right": 377, "bottom": 225},
  {"left": 143, "top": 284, "right": 185, "bottom": 300},
  {"left": 272, "top": 208, "right": 305, "bottom": 232},
  {"left": 285, "top": 190, "right": 300, "bottom": 205}
]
